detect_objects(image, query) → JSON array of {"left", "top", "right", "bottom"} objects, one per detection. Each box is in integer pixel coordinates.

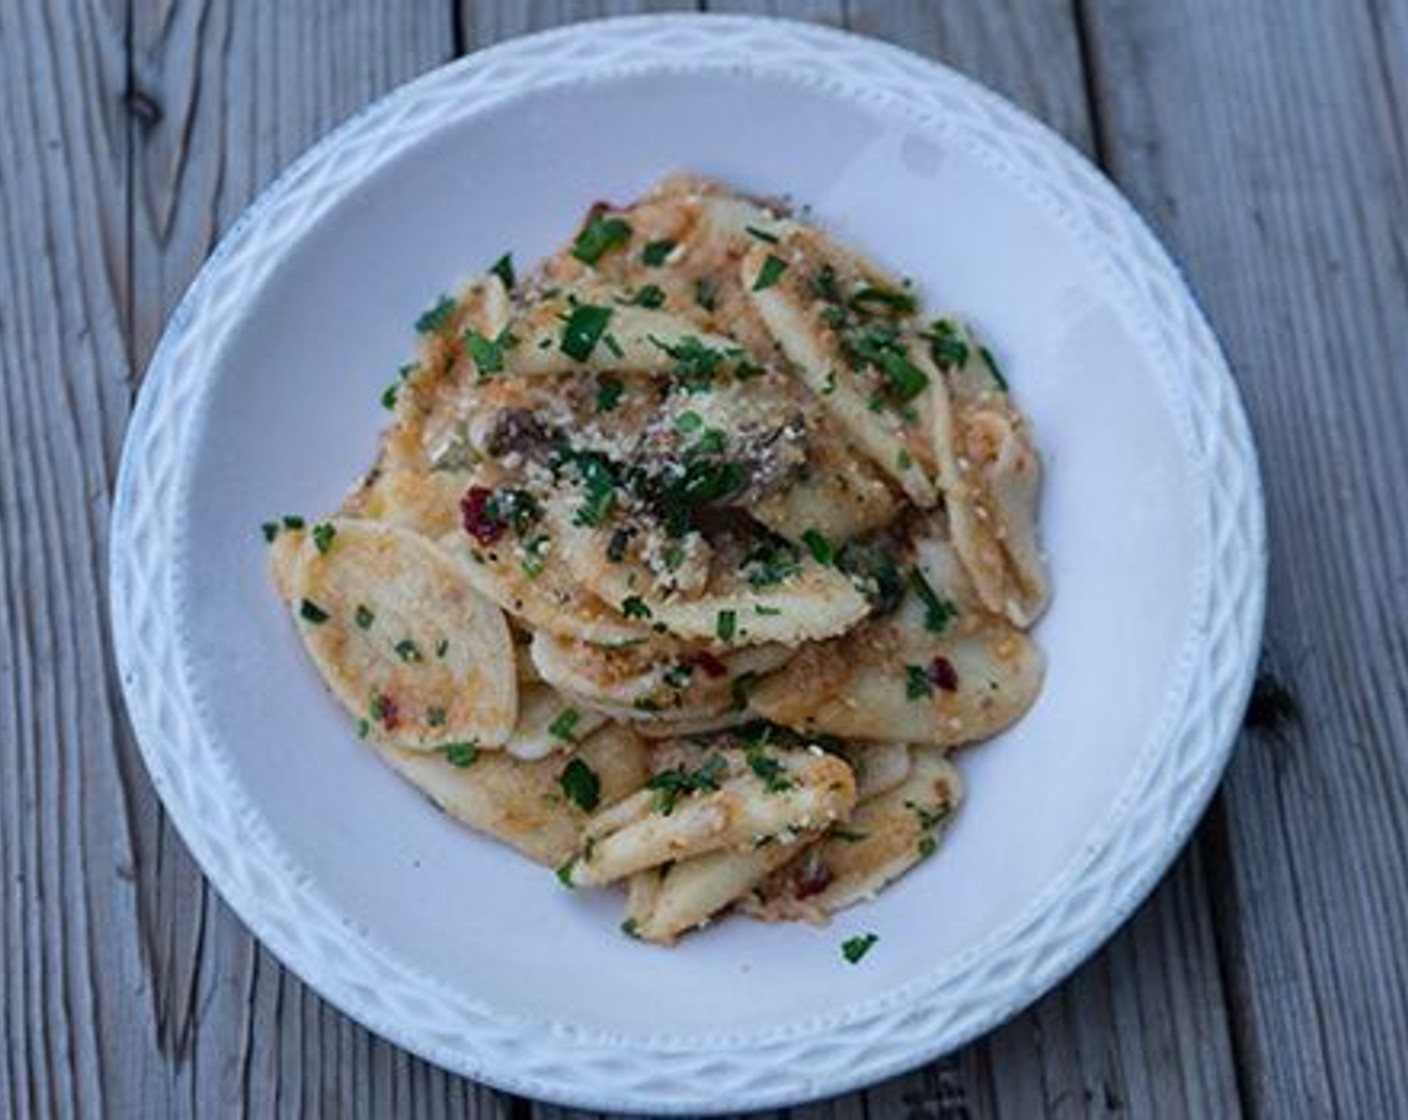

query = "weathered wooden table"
[{"left": 3, "top": 1, "right": 1404, "bottom": 1115}]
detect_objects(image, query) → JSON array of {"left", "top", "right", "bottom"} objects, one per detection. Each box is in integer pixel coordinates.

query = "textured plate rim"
[{"left": 109, "top": 14, "right": 1266, "bottom": 1114}]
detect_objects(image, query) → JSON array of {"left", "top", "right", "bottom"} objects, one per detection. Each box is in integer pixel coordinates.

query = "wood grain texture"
[{"left": 1080, "top": 2, "right": 1408, "bottom": 1116}]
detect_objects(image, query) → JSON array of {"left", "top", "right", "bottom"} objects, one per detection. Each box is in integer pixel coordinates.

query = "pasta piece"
[
  {"left": 278, "top": 518, "right": 517, "bottom": 749},
  {"left": 925, "top": 320, "right": 1048, "bottom": 626},
  {"left": 378, "top": 722, "right": 650, "bottom": 867},
  {"left": 746, "top": 749, "right": 962, "bottom": 920},
  {"left": 623, "top": 837, "right": 810, "bottom": 945},
  {"left": 564, "top": 747, "right": 855, "bottom": 887},
  {"left": 504, "top": 682, "right": 607, "bottom": 762},
  {"left": 748, "top": 535, "right": 1043, "bottom": 745},
  {"left": 743, "top": 234, "right": 940, "bottom": 506}
]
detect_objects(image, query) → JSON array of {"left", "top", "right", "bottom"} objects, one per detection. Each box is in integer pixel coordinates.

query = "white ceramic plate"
[{"left": 111, "top": 15, "right": 1265, "bottom": 1114}]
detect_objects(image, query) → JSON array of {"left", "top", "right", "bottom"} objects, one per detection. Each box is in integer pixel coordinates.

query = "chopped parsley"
[
  {"left": 743, "top": 538, "right": 803, "bottom": 588},
  {"left": 647, "top": 753, "right": 728, "bottom": 815},
  {"left": 627, "top": 283, "right": 666, "bottom": 309},
  {"left": 489, "top": 252, "right": 515, "bottom": 290},
  {"left": 596, "top": 374, "right": 624, "bottom": 412},
  {"left": 841, "top": 933, "right": 878, "bottom": 964},
  {"left": 558, "top": 757, "right": 600, "bottom": 810},
  {"left": 675, "top": 410, "right": 704, "bottom": 433},
  {"left": 979, "top": 343, "right": 1009, "bottom": 391},
  {"left": 752, "top": 253, "right": 788, "bottom": 291},
  {"left": 745, "top": 224, "right": 780, "bottom": 244},
  {"left": 549, "top": 708, "right": 582, "bottom": 743},
  {"left": 909, "top": 567, "right": 957, "bottom": 634},
  {"left": 606, "top": 527, "right": 633, "bottom": 563},
  {"left": 571, "top": 213, "right": 632, "bottom": 264},
  {"left": 260, "top": 521, "right": 279, "bottom": 542},
  {"left": 694, "top": 277, "right": 718, "bottom": 311},
  {"left": 354, "top": 604, "right": 375, "bottom": 630},
  {"left": 620, "top": 917, "right": 641, "bottom": 938},
  {"left": 878, "top": 350, "right": 930, "bottom": 402},
  {"left": 555, "top": 859, "right": 576, "bottom": 888},
  {"left": 754, "top": 605, "right": 782, "bottom": 616},
  {"left": 602, "top": 332, "right": 624, "bottom": 359},
  {"left": 394, "top": 638, "right": 422, "bottom": 663},
  {"left": 426, "top": 706, "right": 447, "bottom": 728},
  {"left": 801, "top": 528, "right": 834, "bottom": 566},
  {"left": 415, "top": 295, "right": 457, "bottom": 335},
  {"left": 918, "top": 834, "right": 938, "bottom": 859},
  {"left": 443, "top": 741, "right": 479, "bottom": 768},
  {"left": 380, "top": 382, "right": 400, "bottom": 410},
  {"left": 299, "top": 599, "right": 329, "bottom": 624},
  {"left": 716, "top": 609, "right": 738, "bottom": 642},
  {"left": 560, "top": 304, "right": 613, "bottom": 362},
  {"left": 311, "top": 521, "right": 336, "bottom": 554},
  {"left": 905, "top": 664, "right": 934, "bottom": 700},
  {"left": 555, "top": 447, "right": 618, "bottom": 527},
  {"left": 850, "top": 285, "right": 917, "bottom": 315},
  {"left": 832, "top": 826, "right": 869, "bottom": 843},
  {"left": 745, "top": 746, "right": 792, "bottom": 793},
  {"left": 621, "top": 596, "right": 653, "bottom": 620},
  {"left": 463, "top": 327, "right": 513, "bottom": 376},
  {"left": 641, "top": 238, "right": 676, "bottom": 266},
  {"left": 650, "top": 334, "right": 727, "bottom": 393},
  {"left": 926, "top": 317, "right": 970, "bottom": 369}
]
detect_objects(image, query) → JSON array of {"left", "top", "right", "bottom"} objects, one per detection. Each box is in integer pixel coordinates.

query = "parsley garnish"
[
  {"left": 850, "top": 285, "right": 917, "bottom": 315},
  {"left": 443, "top": 742, "right": 478, "bottom": 768},
  {"left": 627, "top": 284, "right": 666, "bottom": 309},
  {"left": 549, "top": 708, "right": 582, "bottom": 743},
  {"left": 555, "top": 859, "right": 576, "bottom": 888},
  {"left": 878, "top": 350, "right": 930, "bottom": 402},
  {"left": 743, "top": 539, "right": 803, "bottom": 588},
  {"left": 394, "top": 639, "right": 422, "bottom": 663},
  {"left": 620, "top": 917, "right": 641, "bottom": 938},
  {"left": 833, "top": 826, "right": 868, "bottom": 843},
  {"left": 841, "top": 933, "right": 878, "bottom": 964},
  {"left": 415, "top": 295, "right": 456, "bottom": 335},
  {"left": 282, "top": 514, "right": 303, "bottom": 529},
  {"left": 918, "top": 834, "right": 938, "bottom": 859},
  {"left": 571, "top": 214, "right": 632, "bottom": 265},
  {"left": 909, "top": 568, "right": 957, "bottom": 634},
  {"left": 489, "top": 252, "right": 515, "bottom": 290},
  {"left": 647, "top": 753, "right": 728, "bottom": 815},
  {"left": 979, "top": 343, "right": 1009, "bottom": 391},
  {"left": 555, "top": 447, "right": 618, "bottom": 527},
  {"left": 311, "top": 522, "right": 336, "bottom": 554},
  {"left": 650, "top": 334, "right": 726, "bottom": 393},
  {"left": 716, "top": 609, "right": 737, "bottom": 642},
  {"left": 426, "top": 706, "right": 447, "bottom": 728},
  {"left": 926, "top": 318, "right": 969, "bottom": 369},
  {"left": 905, "top": 664, "right": 933, "bottom": 700},
  {"left": 694, "top": 277, "right": 718, "bottom": 311},
  {"left": 596, "top": 374, "right": 624, "bottom": 412},
  {"left": 380, "top": 383, "right": 399, "bottom": 410},
  {"left": 561, "top": 304, "right": 613, "bottom": 362},
  {"left": 621, "top": 596, "right": 653, "bottom": 620},
  {"left": 745, "top": 746, "right": 792, "bottom": 793},
  {"left": 354, "top": 604, "right": 375, "bottom": 630},
  {"left": 641, "top": 238, "right": 676, "bottom": 266},
  {"left": 558, "top": 756, "right": 600, "bottom": 810},
  {"left": 801, "top": 528, "right": 834, "bottom": 566},
  {"left": 260, "top": 521, "right": 279, "bottom": 542},
  {"left": 753, "top": 254, "right": 788, "bottom": 291},
  {"left": 299, "top": 599, "right": 329, "bottom": 624},
  {"left": 464, "top": 328, "right": 512, "bottom": 376},
  {"left": 675, "top": 410, "right": 703, "bottom": 433},
  {"left": 745, "top": 224, "right": 780, "bottom": 244}
]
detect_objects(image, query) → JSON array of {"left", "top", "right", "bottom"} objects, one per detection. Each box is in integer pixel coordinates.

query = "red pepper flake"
[
  {"left": 689, "top": 651, "right": 729, "bottom": 679},
  {"left": 929, "top": 655, "right": 959, "bottom": 692},
  {"left": 372, "top": 692, "right": 399, "bottom": 730},
  {"left": 460, "top": 486, "right": 503, "bottom": 544},
  {"left": 794, "top": 857, "right": 834, "bottom": 900}
]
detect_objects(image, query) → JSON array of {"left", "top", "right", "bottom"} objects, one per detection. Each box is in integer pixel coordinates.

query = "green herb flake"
[
  {"left": 299, "top": 598, "right": 330, "bottom": 624},
  {"left": 694, "top": 277, "right": 718, "bottom": 312},
  {"left": 415, "top": 295, "right": 457, "bottom": 335},
  {"left": 261, "top": 521, "right": 279, "bottom": 542},
  {"left": 979, "top": 343, "right": 1010, "bottom": 391},
  {"left": 745, "top": 224, "right": 780, "bottom": 244},
  {"left": 380, "top": 383, "right": 400, "bottom": 410},
  {"left": 571, "top": 213, "right": 632, "bottom": 265},
  {"left": 357, "top": 718, "right": 370, "bottom": 739},
  {"left": 896, "top": 449, "right": 914, "bottom": 470},
  {"left": 443, "top": 741, "right": 479, "bottom": 768},
  {"left": 745, "top": 746, "right": 792, "bottom": 793},
  {"left": 909, "top": 568, "right": 958, "bottom": 634},
  {"left": 464, "top": 328, "right": 508, "bottom": 376},
  {"left": 435, "top": 638, "right": 449, "bottom": 658},
  {"left": 754, "top": 605, "right": 782, "bottom": 616},
  {"left": 561, "top": 304, "right": 613, "bottom": 362},
  {"left": 801, "top": 528, "right": 835, "bottom": 566},
  {"left": 641, "top": 238, "right": 676, "bottom": 266},
  {"left": 927, "top": 318, "right": 971, "bottom": 370},
  {"left": 841, "top": 932, "right": 879, "bottom": 964},
  {"left": 833, "top": 827, "right": 868, "bottom": 843},
  {"left": 489, "top": 252, "right": 515, "bottom": 290},
  {"left": 354, "top": 604, "right": 375, "bottom": 630},
  {"left": 905, "top": 664, "right": 934, "bottom": 700},
  {"left": 752, "top": 254, "right": 788, "bottom": 291},
  {"left": 311, "top": 521, "right": 336, "bottom": 555},
  {"left": 621, "top": 595, "right": 653, "bottom": 620},
  {"left": 850, "top": 285, "right": 918, "bottom": 315},
  {"left": 602, "top": 332, "right": 625, "bottom": 360},
  {"left": 520, "top": 536, "right": 549, "bottom": 579},
  {"left": 918, "top": 834, "right": 938, "bottom": 859},
  {"left": 426, "top": 706, "right": 447, "bottom": 728},
  {"left": 596, "top": 374, "right": 625, "bottom": 413},
  {"left": 716, "top": 609, "right": 738, "bottom": 642},
  {"left": 627, "top": 283, "right": 666, "bottom": 309},
  {"left": 395, "top": 639, "right": 423, "bottom": 664},
  {"left": 878, "top": 350, "right": 930, "bottom": 403},
  {"left": 647, "top": 753, "right": 728, "bottom": 815},
  {"left": 555, "top": 860, "right": 576, "bottom": 888},
  {"left": 558, "top": 756, "right": 600, "bottom": 810},
  {"left": 620, "top": 917, "right": 641, "bottom": 938},
  {"left": 675, "top": 410, "right": 704, "bottom": 433},
  {"left": 549, "top": 708, "right": 582, "bottom": 743}
]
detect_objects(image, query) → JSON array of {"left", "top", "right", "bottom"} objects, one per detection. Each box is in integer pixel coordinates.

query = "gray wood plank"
[{"left": 1080, "top": 1, "right": 1408, "bottom": 1116}]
